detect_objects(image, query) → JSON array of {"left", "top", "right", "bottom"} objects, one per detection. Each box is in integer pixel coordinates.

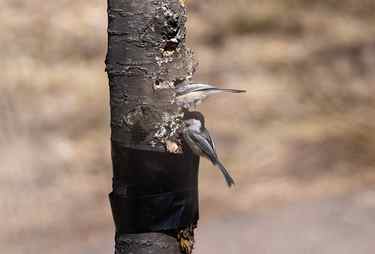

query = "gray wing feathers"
[
  {"left": 201, "top": 129, "right": 216, "bottom": 151},
  {"left": 188, "top": 130, "right": 218, "bottom": 162},
  {"left": 184, "top": 128, "right": 235, "bottom": 187}
]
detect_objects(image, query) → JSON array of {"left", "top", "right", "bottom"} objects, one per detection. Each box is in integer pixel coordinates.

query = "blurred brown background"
[{"left": 1, "top": 0, "right": 375, "bottom": 253}]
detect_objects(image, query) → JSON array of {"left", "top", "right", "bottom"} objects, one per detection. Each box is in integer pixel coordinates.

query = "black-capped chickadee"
[
  {"left": 175, "top": 83, "right": 246, "bottom": 109},
  {"left": 182, "top": 112, "right": 235, "bottom": 187}
]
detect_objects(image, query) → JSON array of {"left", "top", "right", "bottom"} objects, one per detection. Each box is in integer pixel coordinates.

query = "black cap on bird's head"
[{"left": 183, "top": 111, "right": 205, "bottom": 126}]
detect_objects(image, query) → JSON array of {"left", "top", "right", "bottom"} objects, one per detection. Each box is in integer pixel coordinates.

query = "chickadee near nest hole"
[
  {"left": 182, "top": 112, "right": 235, "bottom": 187},
  {"left": 176, "top": 83, "right": 246, "bottom": 109}
]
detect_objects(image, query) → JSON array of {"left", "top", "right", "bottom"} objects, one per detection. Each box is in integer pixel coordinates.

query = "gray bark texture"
[
  {"left": 106, "top": 0, "right": 194, "bottom": 151},
  {"left": 114, "top": 233, "right": 181, "bottom": 254},
  {"left": 105, "top": 0, "right": 198, "bottom": 254}
]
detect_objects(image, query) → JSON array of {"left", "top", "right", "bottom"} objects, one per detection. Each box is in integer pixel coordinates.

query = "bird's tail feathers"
[
  {"left": 215, "top": 160, "right": 235, "bottom": 187},
  {"left": 218, "top": 88, "right": 246, "bottom": 93}
]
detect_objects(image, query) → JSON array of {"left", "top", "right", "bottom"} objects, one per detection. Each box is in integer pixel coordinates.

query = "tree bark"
[{"left": 105, "top": 0, "right": 199, "bottom": 253}]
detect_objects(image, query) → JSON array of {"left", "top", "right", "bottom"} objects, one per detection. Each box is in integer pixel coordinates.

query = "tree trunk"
[{"left": 105, "top": 0, "right": 199, "bottom": 253}]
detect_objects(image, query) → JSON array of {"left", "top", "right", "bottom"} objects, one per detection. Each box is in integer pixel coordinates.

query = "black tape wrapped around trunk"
[{"left": 109, "top": 142, "right": 200, "bottom": 234}]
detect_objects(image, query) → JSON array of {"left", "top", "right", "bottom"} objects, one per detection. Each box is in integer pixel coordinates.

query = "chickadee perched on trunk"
[
  {"left": 182, "top": 112, "right": 235, "bottom": 187},
  {"left": 175, "top": 83, "right": 246, "bottom": 109}
]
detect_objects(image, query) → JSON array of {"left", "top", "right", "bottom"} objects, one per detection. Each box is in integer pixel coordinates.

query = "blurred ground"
[{"left": 1, "top": 0, "right": 375, "bottom": 253}]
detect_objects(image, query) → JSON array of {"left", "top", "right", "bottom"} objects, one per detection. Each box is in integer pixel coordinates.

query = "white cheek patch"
[{"left": 189, "top": 119, "right": 201, "bottom": 131}]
